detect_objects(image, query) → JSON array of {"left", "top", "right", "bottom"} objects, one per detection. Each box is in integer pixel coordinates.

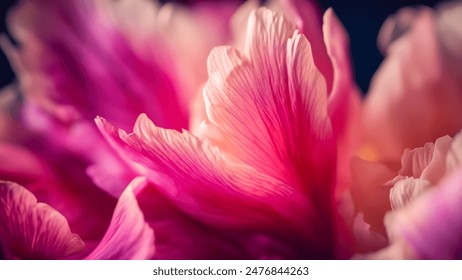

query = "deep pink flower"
[{"left": 97, "top": 5, "right": 360, "bottom": 259}]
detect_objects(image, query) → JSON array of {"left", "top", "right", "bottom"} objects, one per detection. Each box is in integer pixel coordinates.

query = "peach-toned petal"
[
  {"left": 350, "top": 158, "right": 395, "bottom": 235},
  {"left": 0, "top": 181, "right": 84, "bottom": 259},
  {"left": 85, "top": 177, "right": 155, "bottom": 260}
]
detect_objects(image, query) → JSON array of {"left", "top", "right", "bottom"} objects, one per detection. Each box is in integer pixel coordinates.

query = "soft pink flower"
[
  {"left": 97, "top": 5, "right": 360, "bottom": 259},
  {"left": 354, "top": 129, "right": 462, "bottom": 259},
  {"left": 362, "top": 2, "right": 462, "bottom": 161}
]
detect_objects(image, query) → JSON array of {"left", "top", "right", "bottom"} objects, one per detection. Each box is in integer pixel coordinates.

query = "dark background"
[{"left": 0, "top": 0, "right": 442, "bottom": 93}]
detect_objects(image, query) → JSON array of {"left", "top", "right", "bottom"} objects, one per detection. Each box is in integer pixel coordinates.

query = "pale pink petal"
[
  {"left": 85, "top": 177, "right": 155, "bottom": 260},
  {"left": 399, "top": 135, "right": 452, "bottom": 183},
  {"left": 96, "top": 115, "right": 338, "bottom": 258},
  {"left": 435, "top": 1, "right": 462, "bottom": 86},
  {"left": 389, "top": 177, "right": 431, "bottom": 210},
  {"left": 0, "top": 181, "right": 84, "bottom": 259},
  {"left": 364, "top": 7, "right": 462, "bottom": 161},
  {"left": 384, "top": 168, "right": 462, "bottom": 259}
]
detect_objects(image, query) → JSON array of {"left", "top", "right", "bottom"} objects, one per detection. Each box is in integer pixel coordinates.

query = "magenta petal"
[
  {"left": 85, "top": 177, "right": 155, "bottom": 260},
  {"left": 0, "top": 181, "right": 84, "bottom": 259},
  {"left": 6, "top": 0, "right": 187, "bottom": 131}
]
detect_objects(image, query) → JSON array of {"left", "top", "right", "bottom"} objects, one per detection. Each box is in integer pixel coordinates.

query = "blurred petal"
[
  {"left": 389, "top": 177, "right": 431, "bottom": 209},
  {"left": 134, "top": 181, "right": 244, "bottom": 259},
  {"left": 446, "top": 131, "right": 462, "bottom": 172},
  {"left": 385, "top": 168, "right": 462, "bottom": 259},
  {"left": 6, "top": 0, "right": 187, "bottom": 131},
  {"left": 85, "top": 177, "right": 155, "bottom": 260},
  {"left": 364, "top": 7, "right": 462, "bottom": 160},
  {"left": 350, "top": 158, "right": 395, "bottom": 235},
  {"left": 0, "top": 181, "right": 84, "bottom": 259},
  {"left": 323, "top": 9, "right": 362, "bottom": 192},
  {"left": 399, "top": 135, "right": 452, "bottom": 183}
]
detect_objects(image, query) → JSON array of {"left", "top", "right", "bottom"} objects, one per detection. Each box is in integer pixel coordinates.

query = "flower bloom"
[
  {"left": 0, "top": 0, "right": 237, "bottom": 259},
  {"left": 4, "top": 0, "right": 462, "bottom": 260},
  {"left": 97, "top": 3, "right": 360, "bottom": 259}
]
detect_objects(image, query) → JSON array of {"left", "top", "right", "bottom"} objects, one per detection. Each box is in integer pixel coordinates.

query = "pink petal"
[
  {"left": 385, "top": 168, "right": 462, "bottom": 259},
  {"left": 273, "top": 0, "right": 333, "bottom": 87},
  {"left": 96, "top": 115, "right": 335, "bottom": 258},
  {"left": 323, "top": 9, "right": 362, "bottom": 193},
  {"left": 399, "top": 135, "right": 452, "bottom": 183},
  {"left": 6, "top": 0, "right": 187, "bottom": 131},
  {"left": 134, "top": 181, "right": 243, "bottom": 259},
  {"left": 0, "top": 181, "right": 84, "bottom": 259},
  {"left": 0, "top": 129, "right": 117, "bottom": 255},
  {"left": 0, "top": 143, "right": 49, "bottom": 185},
  {"left": 204, "top": 8, "right": 335, "bottom": 192},
  {"left": 96, "top": 8, "right": 347, "bottom": 258},
  {"left": 363, "top": 7, "right": 462, "bottom": 161},
  {"left": 85, "top": 177, "right": 155, "bottom": 260}
]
